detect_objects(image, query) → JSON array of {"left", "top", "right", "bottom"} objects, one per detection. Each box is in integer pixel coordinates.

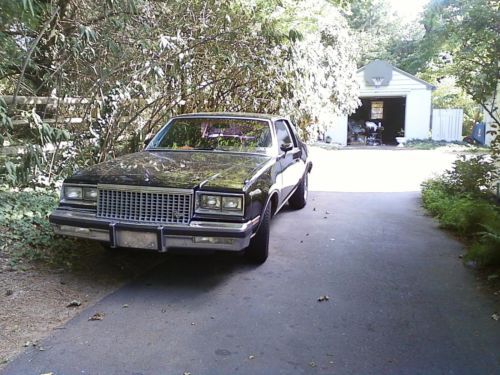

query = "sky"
[{"left": 385, "top": 0, "right": 429, "bottom": 22}]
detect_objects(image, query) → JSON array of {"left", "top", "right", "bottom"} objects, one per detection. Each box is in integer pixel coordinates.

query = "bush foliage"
[
  {"left": 0, "top": 0, "right": 360, "bottom": 188},
  {"left": 0, "top": 186, "right": 91, "bottom": 268},
  {"left": 421, "top": 155, "right": 500, "bottom": 267}
]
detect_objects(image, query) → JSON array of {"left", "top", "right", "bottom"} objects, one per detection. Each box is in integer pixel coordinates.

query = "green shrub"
[
  {"left": 421, "top": 178, "right": 452, "bottom": 216},
  {"left": 438, "top": 196, "right": 498, "bottom": 235},
  {"left": 422, "top": 154, "right": 498, "bottom": 200},
  {"left": 0, "top": 186, "right": 91, "bottom": 268},
  {"left": 466, "top": 239, "right": 500, "bottom": 268},
  {"left": 469, "top": 224, "right": 500, "bottom": 267},
  {"left": 421, "top": 163, "right": 500, "bottom": 267},
  {"left": 442, "top": 155, "right": 498, "bottom": 197}
]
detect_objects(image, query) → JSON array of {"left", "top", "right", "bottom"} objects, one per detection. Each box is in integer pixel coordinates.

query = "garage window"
[{"left": 371, "top": 101, "right": 384, "bottom": 119}]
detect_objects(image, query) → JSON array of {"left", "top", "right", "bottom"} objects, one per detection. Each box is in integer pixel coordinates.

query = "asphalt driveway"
[{"left": 3, "top": 147, "right": 500, "bottom": 375}]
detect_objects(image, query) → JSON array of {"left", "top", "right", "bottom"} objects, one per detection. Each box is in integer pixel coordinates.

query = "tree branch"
[
  {"left": 12, "top": 6, "right": 60, "bottom": 106},
  {"left": 0, "top": 29, "right": 36, "bottom": 37}
]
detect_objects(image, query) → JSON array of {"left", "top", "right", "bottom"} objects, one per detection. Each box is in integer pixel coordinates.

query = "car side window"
[
  {"left": 283, "top": 120, "right": 299, "bottom": 146},
  {"left": 275, "top": 120, "right": 293, "bottom": 148}
]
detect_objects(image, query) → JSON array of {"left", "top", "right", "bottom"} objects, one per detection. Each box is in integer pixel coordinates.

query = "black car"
[{"left": 49, "top": 113, "right": 312, "bottom": 263}]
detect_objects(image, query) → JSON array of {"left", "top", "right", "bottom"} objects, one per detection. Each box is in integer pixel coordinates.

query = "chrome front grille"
[{"left": 96, "top": 186, "right": 192, "bottom": 225}]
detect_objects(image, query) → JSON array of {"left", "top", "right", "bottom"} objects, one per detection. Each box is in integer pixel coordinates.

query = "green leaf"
[{"left": 22, "top": 0, "right": 35, "bottom": 15}]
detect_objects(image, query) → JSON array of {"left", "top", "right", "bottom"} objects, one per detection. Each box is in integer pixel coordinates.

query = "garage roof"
[{"left": 358, "top": 60, "right": 435, "bottom": 90}]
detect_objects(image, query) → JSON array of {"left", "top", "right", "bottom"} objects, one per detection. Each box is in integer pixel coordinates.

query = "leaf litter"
[
  {"left": 88, "top": 312, "right": 105, "bottom": 321},
  {"left": 66, "top": 300, "right": 81, "bottom": 308}
]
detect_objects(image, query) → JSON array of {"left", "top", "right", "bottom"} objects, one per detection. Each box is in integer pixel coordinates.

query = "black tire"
[
  {"left": 288, "top": 172, "right": 308, "bottom": 209},
  {"left": 245, "top": 204, "right": 271, "bottom": 264}
]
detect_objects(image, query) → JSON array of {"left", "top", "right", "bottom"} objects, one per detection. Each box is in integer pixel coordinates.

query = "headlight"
[
  {"left": 222, "top": 196, "right": 242, "bottom": 211},
  {"left": 63, "top": 185, "right": 98, "bottom": 203},
  {"left": 199, "top": 194, "right": 221, "bottom": 210},
  {"left": 196, "top": 192, "right": 244, "bottom": 215},
  {"left": 64, "top": 186, "right": 83, "bottom": 200},
  {"left": 83, "top": 187, "right": 98, "bottom": 201}
]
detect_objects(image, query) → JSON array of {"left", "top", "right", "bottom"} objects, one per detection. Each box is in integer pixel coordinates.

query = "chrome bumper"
[{"left": 49, "top": 208, "right": 259, "bottom": 252}]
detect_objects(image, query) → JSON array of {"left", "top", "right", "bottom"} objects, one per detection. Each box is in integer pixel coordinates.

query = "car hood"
[{"left": 65, "top": 151, "right": 272, "bottom": 190}]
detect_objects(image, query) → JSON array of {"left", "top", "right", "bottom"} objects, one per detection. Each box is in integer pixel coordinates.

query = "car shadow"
[
  {"left": 122, "top": 245, "right": 260, "bottom": 286},
  {"left": 61, "top": 207, "right": 286, "bottom": 297},
  {"left": 133, "top": 201, "right": 296, "bottom": 287}
]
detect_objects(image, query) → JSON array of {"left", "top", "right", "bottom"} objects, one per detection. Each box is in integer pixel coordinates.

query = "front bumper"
[{"left": 49, "top": 208, "right": 260, "bottom": 252}]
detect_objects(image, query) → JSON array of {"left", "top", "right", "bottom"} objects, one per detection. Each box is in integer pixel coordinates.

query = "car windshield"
[{"left": 148, "top": 117, "right": 273, "bottom": 154}]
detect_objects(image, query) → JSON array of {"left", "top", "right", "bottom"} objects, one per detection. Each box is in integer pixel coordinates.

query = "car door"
[
  {"left": 274, "top": 120, "right": 305, "bottom": 205},
  {"left": 284, "top": 119, "right": 307, "bottom": 184}
]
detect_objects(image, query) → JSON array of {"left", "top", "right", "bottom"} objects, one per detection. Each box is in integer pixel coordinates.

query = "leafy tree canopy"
[
  {"left": 417, "top": 0, "right": 499, "bottom": 156},
  {"left": 0, "top": 0, "right": 360, "bottom": 186},
  {"left": 343, "top": 0, "right": 425, "bottom": 72}
]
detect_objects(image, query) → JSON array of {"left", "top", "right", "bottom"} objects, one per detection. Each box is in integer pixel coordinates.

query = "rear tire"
[
  {"left": 245, "top": 204, "right": 271, "bottom": 264},
  {"left": 288, "top": 172, "right": 308, "bottom": 209}
]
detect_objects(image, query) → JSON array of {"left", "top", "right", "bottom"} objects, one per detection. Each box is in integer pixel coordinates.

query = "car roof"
[{"left": 171, "top": 112, "right": 285, "bottom": 122}]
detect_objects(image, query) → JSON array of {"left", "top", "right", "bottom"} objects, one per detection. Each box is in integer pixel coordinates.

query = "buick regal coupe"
[{"left": 49, "top": 113, "right": 312, "bottom": 263}]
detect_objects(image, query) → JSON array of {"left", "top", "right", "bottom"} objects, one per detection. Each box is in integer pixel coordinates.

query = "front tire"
[
  {"left": 245, "top": 204, "right": 271, "bottom": 264},
  {"left": 288, "top": 172, "right": 308, "bottom": 209}
]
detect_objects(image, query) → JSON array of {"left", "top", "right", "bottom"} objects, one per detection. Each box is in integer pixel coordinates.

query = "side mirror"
[{"left": 280, "top": 143, "right": 293, "bottom": 152}]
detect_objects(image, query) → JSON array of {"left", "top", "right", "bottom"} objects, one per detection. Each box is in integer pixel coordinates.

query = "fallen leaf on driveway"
[
  {"left": 318, "top": 295, "right": 330, "bottom": 302},
  {"left": 122, "top": 304, "right": 129, "bottom": 308},
  {"left": 248, "top": 355, "right": 255, "bottom": 360},
  {"left": 89, "top": 312, "right": 105, "bottom": 321},
  {"left": 183, "top": 372, "right": 191, "bottom": 375},
  {"left": 40, "top": 373, "right": 54, "bottom": 375},
  {"left": 66, "top": 300, "right": 82, "bottom": 308},
  {"left": 492, "top": 313, "right": 499, "bottom": 321},
  {"left": 309, "top": 361, "right": 317, "bottom": 367}
]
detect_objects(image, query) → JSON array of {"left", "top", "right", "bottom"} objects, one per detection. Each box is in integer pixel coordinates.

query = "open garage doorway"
[{"left": 348, "top": 97, "right": 406, "bottom": 145}]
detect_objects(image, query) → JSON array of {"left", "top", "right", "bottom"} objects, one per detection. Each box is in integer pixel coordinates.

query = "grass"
[
  {"left": 310, "top": 141, "right": 342, "bottom": 150},
  {"left": 406, "top": 139, "right": 489, "bottom": 152}
]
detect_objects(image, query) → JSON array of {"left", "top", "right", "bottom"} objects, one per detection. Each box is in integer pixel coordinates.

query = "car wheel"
[
  {"left": 245, "top": 203, "right": 270, "bottom": 264},
  {"left": 288, "top": 172, "right": 308, "bottom": 209}
]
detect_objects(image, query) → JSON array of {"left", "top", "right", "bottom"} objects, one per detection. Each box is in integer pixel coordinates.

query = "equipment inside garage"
[
  {"left": 324, "top": 60, "right": 434, "bottom": 146},
  {"left": 348, "top": 97, "right": 406, "bottom": 145}
]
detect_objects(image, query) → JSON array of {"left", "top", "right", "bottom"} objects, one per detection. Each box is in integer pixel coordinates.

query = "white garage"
[{"left": 327, "top": 60, "right": 435, "bottom": 146}]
